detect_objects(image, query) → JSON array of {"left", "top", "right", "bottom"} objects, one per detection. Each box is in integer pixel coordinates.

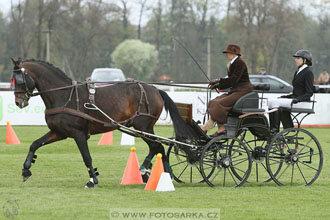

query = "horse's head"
[{"left": 10, "top": 58, "right": 36, "bottom": 108}]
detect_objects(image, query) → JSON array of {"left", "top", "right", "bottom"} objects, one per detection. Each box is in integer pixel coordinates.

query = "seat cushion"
[
  {"left": 232, "top": 91, "right": 261, "bottom": 114},
  {"left": 282, "top": 107, "right": 314, "bottom": 114}
]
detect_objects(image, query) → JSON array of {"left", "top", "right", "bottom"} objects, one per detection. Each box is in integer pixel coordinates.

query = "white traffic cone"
[
  {"left": 120, "top": 133, "right": 135, "bottom": 146},
  {"left": 155, "top": 172, "right": 175, "bottom": 192}
]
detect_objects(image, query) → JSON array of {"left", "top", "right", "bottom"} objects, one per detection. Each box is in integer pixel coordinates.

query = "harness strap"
[
  {"left": 45, "top": 82, "right": 159, "bottom": 128},
  {"left": 63, "top": 86, "right": 75, "bottom": 107},
  {"left": 137, "top": 83, "right": 150, "bottom": 113},
  {"left": 73, "top": 81, "right": 80, "bottom": 111},
  {"left": 117, "top": 83, "right": 158, "bottom": 126},
  {"left": 45, "top": 107, "right": 107, "bottom": 125}
]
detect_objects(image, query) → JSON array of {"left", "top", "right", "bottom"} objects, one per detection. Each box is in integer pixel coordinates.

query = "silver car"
[
  {"left": 90, "top": 68, "right": 126, "bottom": 82},
  {"left": 249, "top": 75, "right": 293, "bottom": 93}
]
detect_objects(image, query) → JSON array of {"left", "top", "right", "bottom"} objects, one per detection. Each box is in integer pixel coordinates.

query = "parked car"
[
  {"left": 90, "top": 68, "right": 126, "bottom": 82},
  {"left": 249, "top": 75, "right": 293, "bottom": 93}
]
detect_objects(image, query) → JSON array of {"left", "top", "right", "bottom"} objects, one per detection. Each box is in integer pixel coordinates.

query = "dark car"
[{"left": 249, "top": 75, "right": 293, "bottom": 93}]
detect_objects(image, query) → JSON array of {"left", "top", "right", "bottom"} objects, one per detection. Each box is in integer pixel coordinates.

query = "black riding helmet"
[{"left": 292, "top": 49, "right": 312, "bottom": 66}]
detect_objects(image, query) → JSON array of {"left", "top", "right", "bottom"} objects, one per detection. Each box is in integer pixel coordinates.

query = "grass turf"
[{"left": 0, "top": 126, "right": 329, "bottom": 219}]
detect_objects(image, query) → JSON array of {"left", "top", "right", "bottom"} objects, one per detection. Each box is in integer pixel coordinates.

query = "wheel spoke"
[
  {"left": 276, "top": 163, "right": 291, "bottom": 181},
  {"left": 267, "top": 128, "right": 323, "bottom": 186},
  {"left": 190, "top": 167, "right": 193, "bottom": 183},
  {"left": 209, "top": 167, "right": 222, "bottom": 183},
  {"left": 228, "top": 169, "right": 238, "bottom": 186},
  {"left": 195, "top": 165, "right": 202, "bottom": 175},
  {"left": 201, "top": 136, "right": 251, "bottom": 187},
  {"left": 298, "top": 161, "right": 319, "bottom": 171},
  {"left": 231, "top": 158, "right": 249, "bottom": 166},
  {"left": 171, "top": 160, "right": 187, "bottom": 167},
  {"left": 201, "top": 163, "right": 215, "bottom": 171},
  {"left": 228, "top": 147, "right": 247, "bottom": 156},
  {"left": 297, "top": 137, "right": 313, "bottom": 155},
  {"left": 268, "top": 157, "right": 283, "bottom": 163},
  {"left": 177, "top": 164, "right": 189, "bottom": 179},
  {"left": 296, "top": 163, "right": 308, "bottom": 185},
  {"left": 223, "top": 168, "right": 226, "bottom": 187},
  {"left": 291, "top": 164, "right": 294, "bottom": 186},
  {"left": 260, "top": 162, "right": 268, "bottom": 172},
  {"left": 231, "top": 165, "right": 248, "bottom": 175}
]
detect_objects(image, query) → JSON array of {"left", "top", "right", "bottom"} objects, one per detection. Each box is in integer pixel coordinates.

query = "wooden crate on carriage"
[{"left": 175, "top": 102, "right": 192, "bottom": 123}]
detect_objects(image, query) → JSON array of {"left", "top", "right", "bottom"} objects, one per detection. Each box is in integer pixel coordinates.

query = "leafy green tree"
[{"left": 111, "top": 39, "right": 158, "bottom": 81}]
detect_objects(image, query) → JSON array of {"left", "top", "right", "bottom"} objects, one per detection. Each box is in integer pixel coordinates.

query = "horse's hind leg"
[
  {"left": 73, "top": 131, "right": 99, "bottom": 188},
  {"left": 140, "top": 137, "right": 172, "bottom": 182},
  {"left": 133, "top": 122, "right": 172, "bottom": 182},
  {"left": 22, "top": 131, "right": 66, "bottom": 182}
]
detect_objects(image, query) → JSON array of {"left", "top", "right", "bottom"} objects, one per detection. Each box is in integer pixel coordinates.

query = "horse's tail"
[{"left": 158, "top": 90, "right": 195, "bottom": 141}]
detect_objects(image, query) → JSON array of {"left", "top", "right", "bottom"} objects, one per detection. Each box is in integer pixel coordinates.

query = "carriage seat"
[
  {"left": 231, "top": 91, "right": 264, "bottom": 115},
  {"left": 280, "top": 85, "right": 318, "bottom": 114},
  {"left": 282, "top": 106, "right": 315, "bottom": 114},
  {"left": 231, "top": 83, "right": 270, "bottom": 115}
]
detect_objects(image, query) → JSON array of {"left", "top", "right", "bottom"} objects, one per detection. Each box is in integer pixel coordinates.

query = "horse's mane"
[{"left": 24, "top": 59, "right": 72, "bottom": 82}]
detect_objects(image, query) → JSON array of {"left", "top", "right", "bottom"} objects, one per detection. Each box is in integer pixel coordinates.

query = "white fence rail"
[{"left": 1, "top": 91, "right": 329, "bottom": 126}]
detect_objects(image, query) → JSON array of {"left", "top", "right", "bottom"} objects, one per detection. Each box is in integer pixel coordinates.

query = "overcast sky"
[
  {"left": 0, "top": 0, "right": 328, "bottom": 25},
  {"left": 0, "top": 0, "right": 13, "bottom": 14},
  {"left": 0, "top": 0, "right": 148, "bottom": 26}
]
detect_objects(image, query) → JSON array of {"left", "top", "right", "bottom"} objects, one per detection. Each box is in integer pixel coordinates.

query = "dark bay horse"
[{"left": 11, "top": 58, "right": 192, "bottom": 188}]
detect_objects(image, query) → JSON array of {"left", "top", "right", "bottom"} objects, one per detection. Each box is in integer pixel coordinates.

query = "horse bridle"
[
  {"left": 11, "top": 63, "right": 89, "bottom": 101},
  {"left": 11, "top": 67, "right": 36, "bottom": 99}
]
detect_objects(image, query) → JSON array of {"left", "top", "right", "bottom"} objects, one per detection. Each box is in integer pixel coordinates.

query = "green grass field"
[{"left": 0, "top": 125, "right": 329, "bottom": 220}]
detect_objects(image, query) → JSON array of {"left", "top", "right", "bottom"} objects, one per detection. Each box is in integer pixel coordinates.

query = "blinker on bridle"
[{"left": 11, "top": 67, "right": 36, "bottom": 98}]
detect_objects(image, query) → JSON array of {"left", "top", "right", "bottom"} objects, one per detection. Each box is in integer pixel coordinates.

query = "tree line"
[{"left": 0, "top": 0, "right": 329, "bottom": 83}]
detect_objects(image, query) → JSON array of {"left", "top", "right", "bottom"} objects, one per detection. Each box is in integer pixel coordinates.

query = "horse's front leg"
[
  {"left": 73, "top": 132, "right": 99, "bottom": 188},
  {"left": 23, "top": 131, "right": 66, "bottom": 181}
]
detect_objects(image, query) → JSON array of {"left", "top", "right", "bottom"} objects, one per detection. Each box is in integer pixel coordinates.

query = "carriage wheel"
[
  {"left": 236, "top": 128, "right": 283, "bottom": 183},
  {"left": 266, "top": 127, "right": 323, "bottom": 186},
  {"left": 166, "top": 143, "right": 215, "bottom": 184},
  {"left": 200, "top": 135, "right": 252, "bottom": 187}
]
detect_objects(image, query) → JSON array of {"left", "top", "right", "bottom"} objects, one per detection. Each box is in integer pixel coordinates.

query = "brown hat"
[{"left": 222, "top": 44, "right": 241, "bottom": 56}]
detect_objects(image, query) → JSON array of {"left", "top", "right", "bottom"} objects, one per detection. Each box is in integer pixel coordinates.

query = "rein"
[
  {"left": 30, "top": 83, "right": 85, "bottom": 97},
  {"left": 13, "top": 65, "right": 212, "bottom": 127},
  {"left": 25, "top": 80, "right": 211, "bottom": 97}
]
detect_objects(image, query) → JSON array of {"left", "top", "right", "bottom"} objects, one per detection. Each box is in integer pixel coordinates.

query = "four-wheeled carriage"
[
  {"left": 10, "top": 59, "right": 322, "bottom": 188},
  {"left": 166, "top": 85, "right": 323, "bottom": 187}
]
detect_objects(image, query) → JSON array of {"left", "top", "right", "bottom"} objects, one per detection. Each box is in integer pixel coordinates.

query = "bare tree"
[
  {"left": 153, "top": 0, "right": 162, "bottom": 50},
  {"left": 121, "top": 0, "right": 129, "bottom": 39},
  {"left": 137, "top": 0, "right": 148, "bottom": 39}
]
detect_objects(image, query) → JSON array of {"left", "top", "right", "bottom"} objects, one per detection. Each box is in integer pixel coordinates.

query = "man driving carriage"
[{"left": 201, "top": 44, "right": 253, "bottom": 137}]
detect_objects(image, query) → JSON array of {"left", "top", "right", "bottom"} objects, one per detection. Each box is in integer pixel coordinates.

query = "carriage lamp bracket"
[{"left": 302, "top": 148, "right": 313, "bottom": 164}]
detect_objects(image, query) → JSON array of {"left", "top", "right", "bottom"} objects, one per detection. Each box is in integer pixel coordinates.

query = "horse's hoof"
[
  {"left": 85, "top": 181, "right": 95, "bottom": 188},
  {"left": 142, "top": 171, "right": 150, "bottom": 183},
  {"left": 22, "top": 169, "right": 32, "bottom": 182},
  {"left": 23, "top": 176, "right": 31, "bottom": 182}
]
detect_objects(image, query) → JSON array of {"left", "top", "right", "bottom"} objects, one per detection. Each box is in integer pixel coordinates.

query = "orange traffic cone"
[
  {"left": 98, "top": 132, "right": 113, "bottom": 145},
  {"left": 145, "top": 153, "right": 164, "bottom": 191},
  {"left": 121, "top": 147, "right": 143, "bottom": 185},
  {"left": 6, "top": 121, "right": 20, "bottom": 145}
]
